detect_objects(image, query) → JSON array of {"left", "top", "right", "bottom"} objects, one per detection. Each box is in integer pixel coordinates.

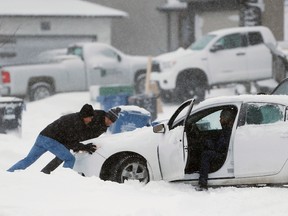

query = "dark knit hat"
[
  {"left": 105, "top": 107, "right": 121, "bottom": 122},
  {"left": 79, "top": 104, "right": 94, "bottom": 118}
]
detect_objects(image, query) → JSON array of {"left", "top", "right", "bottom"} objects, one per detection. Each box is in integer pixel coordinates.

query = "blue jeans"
[{"left": 7, "top": 135, "right": 75, "bottom": 172}]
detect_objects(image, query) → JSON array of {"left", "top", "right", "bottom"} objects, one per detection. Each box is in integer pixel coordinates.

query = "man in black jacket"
[
  {"left": 197, "top": 107, "right": 237, "bottom": 190},
  {"left": 7, "top": 104, "right": 120, "bottom": 172},
  {"left": 40, "top": 107, "right": 121, "bottom": 174}
]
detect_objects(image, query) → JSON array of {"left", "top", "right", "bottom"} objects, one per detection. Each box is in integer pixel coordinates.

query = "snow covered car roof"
[
  {"left": 208, "top": 26, "right": 276, "bottom": 44},
  {"left": 195, "top": 94, "right": 288, "bottom": 110}
]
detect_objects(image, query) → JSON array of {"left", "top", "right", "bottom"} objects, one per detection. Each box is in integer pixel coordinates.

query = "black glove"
[
  {"left": 82, "top": 143, "right": 97, "bottom": 154},
  {"left": 73, "top": 144, "right": 84, "bottom": 152}
]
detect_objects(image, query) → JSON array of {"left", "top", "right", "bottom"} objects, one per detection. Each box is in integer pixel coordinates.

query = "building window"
[
  {"left": 41, "top": 21, "right": 51, "bottom": 31},
  {"left": 0, "top": 35, "right": 16, "bottom": 44},
  {"left": 0, "top": 35, "right": 17, "bottom": 58}
]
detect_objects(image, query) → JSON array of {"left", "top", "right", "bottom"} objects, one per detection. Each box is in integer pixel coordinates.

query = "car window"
[
  {"left": 248, "top": 32, "right": 264, "bottom": 46},
  {"left": 189, "top": 34, "right": 216, "bottom": 50},
  {"left": 197, "top": 111, "right": 221, "bottom": 131},
  {"left": 67, "top": 46, "right": 83, "bottom": 59},
  {"left": 170, "top": 105, "right": 190, "bottom": 128},
  {"left": 186, "top": 105, "right": 238, "bottom": 131},
  {"left": 271, "top": 78, "right": 288, "bottom": 95},
  {"left": 214, "top": 33, "right": 244, "bottom": 50},
  {"left": 245, "top": 103, "right": 285, "bottom": 125},
  {"left": 99, "top": 48, "right": 119, "bottom": 60}
]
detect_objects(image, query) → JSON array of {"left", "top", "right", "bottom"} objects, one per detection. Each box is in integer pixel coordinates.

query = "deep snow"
[{"left": 1, "top": 88, "right": 288, "bottom": 216}]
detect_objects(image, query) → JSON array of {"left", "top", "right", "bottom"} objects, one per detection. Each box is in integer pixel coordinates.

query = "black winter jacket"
[{"left": 40, "top": 110, "right": 108, "bottom": 150}]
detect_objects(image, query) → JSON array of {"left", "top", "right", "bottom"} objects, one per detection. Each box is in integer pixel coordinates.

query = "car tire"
[
  {"left": 135, "top": 73, "right": 146, "bottom": 94},
  {"left": 110, "top": 155, "right": 149, "bottom": 184},
  {"left": 29, "top": 82, "right": 53, "bottom": 101},
  {"left": 175, "top": 73, "right": 206, "bottom": 103}
]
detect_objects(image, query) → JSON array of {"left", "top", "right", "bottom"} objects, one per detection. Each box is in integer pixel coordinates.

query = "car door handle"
[{"left": 236, "top": 52, "right": 245, "bottom": 56}]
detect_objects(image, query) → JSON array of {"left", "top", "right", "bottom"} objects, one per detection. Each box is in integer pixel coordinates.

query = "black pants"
[
  {"left": 41, "top": 157, "right": 63, "bottom": 174},
  {"left": 199, "top": 150, "right": 222, "bottom": 186}
]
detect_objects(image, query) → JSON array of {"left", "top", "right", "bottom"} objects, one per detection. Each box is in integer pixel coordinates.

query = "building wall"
[
  {"left": 88, "top": 0, "right": 167, "bottom": 56},
  {"left": 194, "top": 10, "right": 239, "bottom": 39},
  {"left": 185, "top": 0, "right": 284, "bottom": 43},
  {"left": 0, "top": 16, "right": 112, "bottom": 65},
  {"left": 262, "top": 0, "right": 284, "bottom": 41},
  {"left": 0, "top": 17, "right": 111, "bottom": 41}
]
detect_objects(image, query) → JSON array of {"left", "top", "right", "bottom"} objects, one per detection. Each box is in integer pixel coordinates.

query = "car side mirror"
[
  {"left": 210, "top": 44, "right": 224, "bottom": 52},
  {"left": 117, "top": 55, "right": 122, "bottom": 62},
  {"left": 153, "top": 124, "right": 165, "bottom": 133}
]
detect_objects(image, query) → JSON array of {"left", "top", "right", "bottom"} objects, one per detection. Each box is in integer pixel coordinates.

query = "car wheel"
[
  {"left": 175, "top": 74, "right": 206, "bottom": 103},
  {"left": 135, "top": 73, "right": 146, "bottom": 94},
  {"left": 29, "top": 82, "right": 53, "bottom": 101},
  {"left": 110, "top": 155, "right": 149, "bottom": 184},
  {"left": 160, "top": 90, "right": 173, "bottom": 103}
]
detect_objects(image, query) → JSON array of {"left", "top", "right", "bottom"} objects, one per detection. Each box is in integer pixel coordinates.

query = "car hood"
[
  {"left": 126, "top": 55, "right": 149, "bottom": 65},
  {"left": 89, "top": 126, "right": 159, "bottom": 158},
  {"left": 153, "top": 47, "right": 195, "bottom": 62}
]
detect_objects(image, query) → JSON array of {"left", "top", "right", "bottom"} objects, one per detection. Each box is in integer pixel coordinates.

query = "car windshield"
[{"left": 188, "top": 34, "right": 216, "bottom": 50}]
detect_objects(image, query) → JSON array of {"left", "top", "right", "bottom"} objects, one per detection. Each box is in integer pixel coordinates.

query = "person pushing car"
[
  {"left": 7, "top": 104, "right": 121, "bottom": 173},
  {"left": 41, "top": 106, "right": 121, "bottom": 174}
]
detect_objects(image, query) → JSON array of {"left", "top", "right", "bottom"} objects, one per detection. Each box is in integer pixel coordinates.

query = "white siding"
[{"left": 0, "top": 17, "right": 112, "bottom": 65}]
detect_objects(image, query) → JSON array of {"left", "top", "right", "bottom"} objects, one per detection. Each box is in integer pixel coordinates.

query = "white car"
[{"left": 74, "top": 92, "right": 288, "bottom": 187}]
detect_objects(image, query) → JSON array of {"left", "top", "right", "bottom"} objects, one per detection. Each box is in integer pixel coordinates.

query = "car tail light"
[{"left": 1, "top": 71, "right": 11, "bottom": 83}]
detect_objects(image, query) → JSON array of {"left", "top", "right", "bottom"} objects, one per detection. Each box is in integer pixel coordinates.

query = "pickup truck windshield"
[{"left": 188, "top": 34, "right": 216, "bottom": 50}]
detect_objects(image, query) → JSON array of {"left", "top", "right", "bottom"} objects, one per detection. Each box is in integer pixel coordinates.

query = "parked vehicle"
[
  {"left": 151, "top": 26, "right": 287, "bottom": 102},
  {"left": 74, "top": 92, "right": 288, "bottom": 187},
  {"left": 0, "top": 96, "right": 24, "bottom": 134},
  {"left": 0, "top": 42, "right": 148, "bottom": 101}
]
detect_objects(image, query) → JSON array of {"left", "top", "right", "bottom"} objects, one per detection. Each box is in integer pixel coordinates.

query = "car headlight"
[{"left": 161, "top": 60, "right": 176, "bottom": 70}]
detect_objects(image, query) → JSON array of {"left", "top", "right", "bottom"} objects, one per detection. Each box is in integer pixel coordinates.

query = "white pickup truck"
[
  {"left": 0, "top": 42, "right": 148, "bottom": 101},
  {"left": 151, "top": 26, "right": 287, "bottom": 102}
]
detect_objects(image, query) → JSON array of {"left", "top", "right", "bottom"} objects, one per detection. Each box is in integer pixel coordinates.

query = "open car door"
[
  {"left": 157, "top": 99, "right": 194, "bottom": 181},
  {"left": 271, "top": 78, "right": 288, "bottom": 95}
]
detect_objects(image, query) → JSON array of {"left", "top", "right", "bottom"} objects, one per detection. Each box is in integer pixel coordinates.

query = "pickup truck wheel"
[
  {"left": 135, "top": 73, "right": 146, "bottom": 94},
  {"left": 175, "top": 75, "right": 206, "bottom": 103},
  {"left": 29, "top": 82, "right": 53, "bottom": 101}
]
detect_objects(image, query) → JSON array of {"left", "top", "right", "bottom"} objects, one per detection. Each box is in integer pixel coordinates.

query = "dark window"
[
  {"left": 214, "top": 33, "right": 245, "bottom": 50},
  {"left": 248, "top": 32, "right": 263, "bottom": 45},
  {"left": 245, "top": 103, "right": 285, "bottom": 125},
  {"left": 0, "top": 36, "right": 16, "bottom": 44},
  {"left": 41, "top": 21, "right": 51, "bottom": 31}
]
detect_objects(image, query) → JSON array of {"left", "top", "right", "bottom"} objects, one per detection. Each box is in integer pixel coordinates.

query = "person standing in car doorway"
[{"left": 40, "top": 106, "right": 121, "bottom": 174}]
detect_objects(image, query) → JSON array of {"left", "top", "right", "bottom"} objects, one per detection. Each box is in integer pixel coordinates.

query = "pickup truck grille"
[{"left": 151, "top": 61, "right": 161, "bottom": 72}]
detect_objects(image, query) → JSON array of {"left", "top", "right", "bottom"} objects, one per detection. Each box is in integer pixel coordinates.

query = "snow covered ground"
[{"left": 1, "top": 88, "right": 288, "bottom": 216}]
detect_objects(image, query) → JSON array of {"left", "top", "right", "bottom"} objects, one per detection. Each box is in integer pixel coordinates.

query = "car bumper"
[
  {"left": 151, "top": 70, "right": 176, "bottom": 90},
  {"left": 0, "top": 85, "right": 10, "bottom": 96},
  {"left": 73, "top": 151, "right": 106, "bottom": 177}
]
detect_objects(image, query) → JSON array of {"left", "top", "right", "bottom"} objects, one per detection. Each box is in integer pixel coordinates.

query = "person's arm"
[{"left": 73, "top": 143, "right": 97, "bottom": 154}]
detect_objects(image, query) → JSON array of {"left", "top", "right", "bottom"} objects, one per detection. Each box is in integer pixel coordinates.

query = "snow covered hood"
[{"left": 154, "top": 47, "right": 195, "bottom": 62}]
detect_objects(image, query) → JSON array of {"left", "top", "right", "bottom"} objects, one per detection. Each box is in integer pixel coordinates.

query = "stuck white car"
[{"left": 74, "top": 93, "right": 288, "bottom": 187}]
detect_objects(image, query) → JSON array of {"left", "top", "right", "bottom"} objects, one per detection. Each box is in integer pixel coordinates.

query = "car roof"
[
  {"left": 195, "top": 94, "right": 288, "bottom": 109},
  {"left": 208, "top": 26, "right": 270, "bottom": 36},
  {"left": 208, "top": 26, "right": 276, "bottom": 44},
  {"left": 69, "top": 42, "right": 110, "bottom": 48}
]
